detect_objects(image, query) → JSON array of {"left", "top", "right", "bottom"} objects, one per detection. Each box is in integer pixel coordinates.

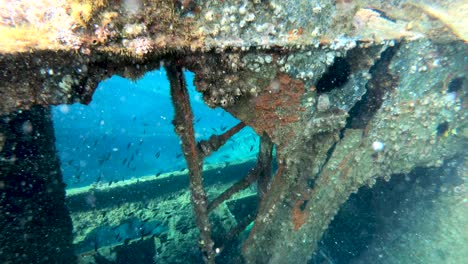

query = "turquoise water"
[{"left": 52, "top": 69, "right": 259, "bottom": 189}]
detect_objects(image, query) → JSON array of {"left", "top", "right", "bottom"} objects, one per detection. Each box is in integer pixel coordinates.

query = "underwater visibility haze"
[{"left": 0, "top": 0, "right": 466, "bottom": 264}]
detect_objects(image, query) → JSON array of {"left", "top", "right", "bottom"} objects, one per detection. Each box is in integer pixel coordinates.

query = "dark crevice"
[
  {"left": 447, "top": 77, "right": 464, "bottom": 93},
  {"left": 346, "top": 43, "right": 401, "bottom": 129},
  {"left": 314, "top": 44, "right": 400, "bottom": 180},
  {"left": 314, "top": 138, "right": 340, "bottom": 181},
  {"left": 316, "top": 57, "right": 351, "bottom": 94},
  {"left": 364, "top": 8, "right": 397, "bottom": 23},
  {"left": 436, "top": 121, "right": 449, "bottom": 137}
]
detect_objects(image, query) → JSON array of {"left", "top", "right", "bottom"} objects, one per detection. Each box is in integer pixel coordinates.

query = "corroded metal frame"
[{"left": 167, "top": 61, "right": 274, "bottom": 263}]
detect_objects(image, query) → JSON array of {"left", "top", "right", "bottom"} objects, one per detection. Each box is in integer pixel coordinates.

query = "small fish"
[
  {"left": 156, "top": 172, "right": 162, "bottom": 177},
  {"left": 143, "top": 129, "right": 146, "bottom": 134},
  {"left": 155, "top": 151, "right": 161, "bottom": 158},
  {"left": 108, "top": 180, "right": 113, "bottom": 186},
  {"left": 222, "top": 154, "right": 230, "bottom": 159},
  {"left": 220, "top": 125, "right": 227, "bottom": 132},
  {"left": 98, "top": 153, "right": 112, "bottom": 165},
  {"left": 139, "top": 139, "right": 144, "bottom": 145},
  {"left": 179, "top": 168, "right": 185, "bottom": 172},
  {"left": 176, "top": 153, "right": 182, "bottom": 159},
  {"left": 124, "top": 238, "right": 131, "bottom": 245},
  {"left": 132, "top": 167, "right": 136, "bottom": 172},
  {"left": 211, "top": 128, "right": 217, "bottom": 133},
  {"left": 249, "top": 145, "right": 254, "bottom": 152},
  {"left": 122, "top": 158, "right": 128, "bottom": 165},
  {"left": 143, "top": 123, "right": 149, "bottom": 127},
  {"left": 132, "top": 116, "right": 137, "bottom": 121},
  {"left": 127, "top": 143, "right": 132, "bottom": 149},
  {"left": 130, "top": 154, "right": 135, "bottom": 162},
  {"left": 142, "top": 218, "right": 150, "bottom": 222},
  {"left": 195, "top": 117, "right": 202, "bottom": 123}
]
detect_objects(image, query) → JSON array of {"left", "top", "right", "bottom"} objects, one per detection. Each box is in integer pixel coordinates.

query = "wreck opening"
[
  {"left": 51, "top": 68, "right": 280, "bottom": 260},
  {"left": 52, "top": 69, "right": 261, "bottom": 189}
]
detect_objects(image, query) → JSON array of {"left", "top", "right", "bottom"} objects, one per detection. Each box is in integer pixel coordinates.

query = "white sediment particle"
[
  {"left": 239, "top": 20, "right": 247, "bottom": 28},
  {"left": 239, "top": 6, "right": 247, "bottom": 15},
  {"left": 21, "top": 120, "right": 33, "bottom": 135},
  {"left": 205, "top": 11, "right": 215, "bottom": 21},
  {"left": 372, "top": 141, "right": 385, "bottom": 152},
  {"left": 312, "top": 6, "right": 322, "bottom": 14},
  {"left": 245, "top": 13, "right": 255, "bottom": 22}
]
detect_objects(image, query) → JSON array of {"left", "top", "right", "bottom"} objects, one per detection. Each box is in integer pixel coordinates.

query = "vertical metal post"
[{"left": 166, "top": 63, "right": 216, "bottom": 264}]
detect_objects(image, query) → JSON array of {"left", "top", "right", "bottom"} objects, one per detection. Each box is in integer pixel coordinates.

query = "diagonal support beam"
[
  {"left": 207, "top": 133, "right": 273, "bottom": 213},
  {"left": 207, "top": 164, "right": 260, "bottom": 213},
  {"left": 198, "top": 122, "right": 246, "bottom": 157},
  {"left": 208, "top": 133, "right": 274, "bottom": 250},
  {"left": 166, "top": 62, "right": 215, "bottom": 264}
]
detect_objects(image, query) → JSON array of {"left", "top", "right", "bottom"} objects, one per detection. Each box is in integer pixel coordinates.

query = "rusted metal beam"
[
  {"left": 256, "top": 133, "right": 274, "bottom": 203},
  {"left": 198, "top": 122, "right": 246, "bottom": 157},
  {"left": 207, "top": 165, "right": 259, "bottom": 213},
  {"left": 207, "top": 132, "right": 273, "bottom": 213},
  {"left": 166, "top": 62, "right": 215, "bottom": 264}
]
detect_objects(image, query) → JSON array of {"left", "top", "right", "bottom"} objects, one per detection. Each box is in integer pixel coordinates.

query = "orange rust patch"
[
  {"left": 250, "top": 73, "right": 305, "bottom": 146},
  {"left": 292, "top": 199, "right": 308, "bottom": 231},
  {"left": 319, "top": 38, "right": 331, "bottom": 46},
  {"left": 288, "top": 27, "right": 303, "bottom": 42}
]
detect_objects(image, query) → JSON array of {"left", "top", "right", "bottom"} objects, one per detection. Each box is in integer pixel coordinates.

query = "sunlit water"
[{"left": 52, "top": 69, "right": 259, "bottom": 189}]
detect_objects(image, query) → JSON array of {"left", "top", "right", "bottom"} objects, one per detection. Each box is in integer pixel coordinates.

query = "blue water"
[{"left": 52, "top": 69, "right": 259, "bottom": 189}]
